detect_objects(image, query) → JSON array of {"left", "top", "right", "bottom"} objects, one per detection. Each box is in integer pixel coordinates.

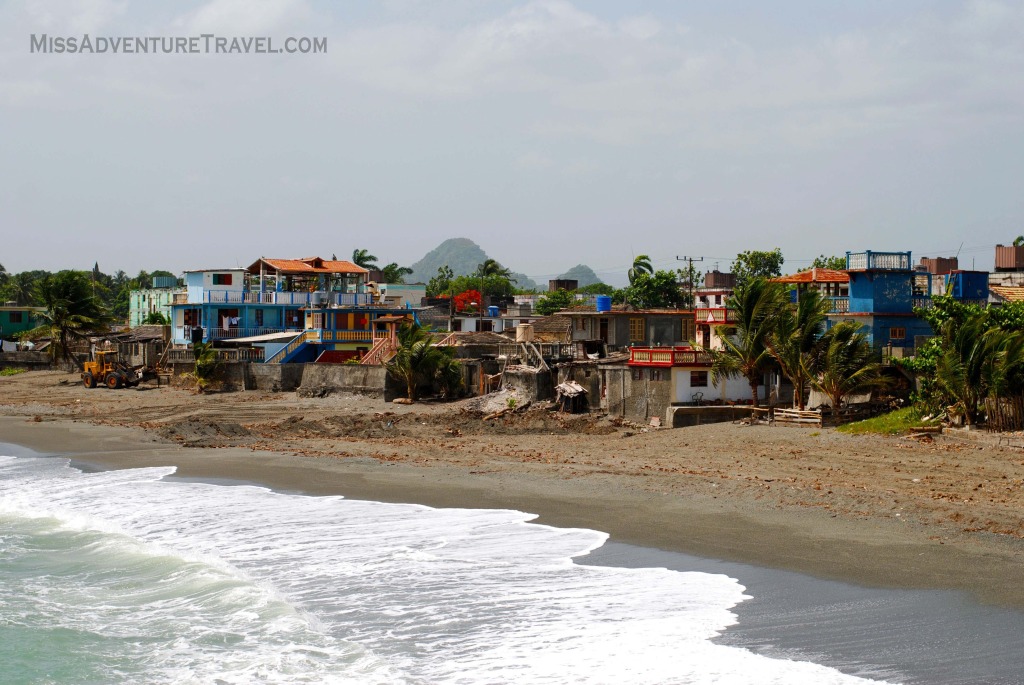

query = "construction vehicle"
[{"left": 82, "top": 350, "right": 144, "bottom": 389}]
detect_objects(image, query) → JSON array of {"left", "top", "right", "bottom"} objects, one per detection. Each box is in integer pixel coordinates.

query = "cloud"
[{"left": 176, "top": 0, "right": 311, "bottom": 34}]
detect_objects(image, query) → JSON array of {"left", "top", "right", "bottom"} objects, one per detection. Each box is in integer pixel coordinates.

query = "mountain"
[
  {"left": 408, "top": 238, "right": 538, "bottom": 290},
  {"left": 558, "top": 264, "right": 603, "bottom": 288}
]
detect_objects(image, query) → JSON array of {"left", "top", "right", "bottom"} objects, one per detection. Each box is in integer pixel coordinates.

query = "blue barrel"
[
  {"left": 596, "top": 295, "right": 612, "bottom": 312},
  {"left": 487, "top": 306, "right": 500, "bottom": 317}
]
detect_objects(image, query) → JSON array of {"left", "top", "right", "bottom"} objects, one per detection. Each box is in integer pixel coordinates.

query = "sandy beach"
[{"left": 3, "top": 369, "right": 1024, "bottom": 610}]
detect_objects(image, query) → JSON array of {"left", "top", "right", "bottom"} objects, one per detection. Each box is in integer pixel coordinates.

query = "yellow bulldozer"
[{"left": 82, "top": 350, "right": 144, "bottom": 389}]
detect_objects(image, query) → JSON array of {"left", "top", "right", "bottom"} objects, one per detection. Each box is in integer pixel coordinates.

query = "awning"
[{"left": 223, "top": 332, "right": 300, "bottom": 343}]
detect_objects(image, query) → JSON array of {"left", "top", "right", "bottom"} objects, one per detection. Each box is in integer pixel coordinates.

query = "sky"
[{"left": 1, "top": 0, "right": 1022, "bottom": 286}]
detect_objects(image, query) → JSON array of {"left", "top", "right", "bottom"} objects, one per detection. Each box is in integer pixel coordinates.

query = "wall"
[
  {"left": 298, "top": 364, "right": 391, "bottom": 398},
  {"left": 667, "top": 405, "right": 752, "bottom": 427},
  {"left": 0, "top": 351, "right": 53, "bottom": 370},
  {"left": 502, "top": 368, "right": 556, "bottom": 403},
  {"left": 849, "top": 271, "right": 912, "bottom": 314},
  {"left": 671, "top": 367, "right": 754, "bottom": 404},
  {"left": 599, "top": 364, "right": 671, "bottom": 421},
  {"left": 249, "top": 363, "right": 305, "bottom": 392}
]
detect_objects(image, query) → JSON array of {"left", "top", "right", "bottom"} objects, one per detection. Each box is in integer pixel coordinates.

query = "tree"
[
  {"left": 142, "top": 312, "right": 169, "bottom": 325},
  {"left": 709, "top": 277, "right": 789, "bottom": 406},
  {"left": 182, "top": 342, "right": 221, "bottom": 394},
  {"left": 381, "top": 263, "right": 414, "bottom": 284},
  {"left": 29, "top": 271, "right": 113, "bottom": 367},
  {"left": 621, "top": 270, "right": 684, "bottom": 309},
  {"left": 385, "top": 323, "right": 460, "bottom": 401},
  {"left": 577, "top": 282, "right": 615, "bottom": 295},
  {"left": 627, "top": 255, "right": 653, "bottom": 284},
  {"left": 812, "top": 255, "right": 847, "bottom": 270},
  {"left": 2, "top": 271, "right": 42, "bottom": 306},
  {"left": 426, "top": 266, "right": 454, "bottom": 297},
  {"left": 476, "top": 259, "right": 515, "bottom": 282},
  {"left": 807, "top": 322, "right": 888, "bottom": 410},
  {"left": 535, "top": 289, "right": 575, "bottom": 315},
  {"left": 1014, "top": 236, "right": 1024, "bottom": 247},
  {"left": 731, "top": 248, "right": 784, "bottom": 288},
  {"left": 352, "top": 249, "right": 379, "bottom": 270},
  {"left": 453, "top": 289, "right": 482, "bottom": 313},
  {"left": 765, "top": 289, "right": 830, "bottom": 409}
]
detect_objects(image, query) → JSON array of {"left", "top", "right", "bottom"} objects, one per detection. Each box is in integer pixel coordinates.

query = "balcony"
[
  {"left": 846, "top": 251, "right": 912, "bottom": 271},
  {"left": 828, "top": 297, "right": 850, "bottom": 313},
  {"left": 629, "top": 347, "right": 713, "bottom": 367},
  {"left": 172, "top": 290, "right": 376, "bottom": 306}
]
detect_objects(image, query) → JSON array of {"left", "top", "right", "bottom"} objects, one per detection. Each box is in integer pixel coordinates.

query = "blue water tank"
[
  {"left": 487, "top": 306, "right": 500, "bottom": 317},
  {"left": 596, "top": 295, "right": 612, "bottom": 312}
]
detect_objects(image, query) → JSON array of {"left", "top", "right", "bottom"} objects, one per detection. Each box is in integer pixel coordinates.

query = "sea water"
[{"left": 0, "top": 454, "right": 891, "bottom": 684}]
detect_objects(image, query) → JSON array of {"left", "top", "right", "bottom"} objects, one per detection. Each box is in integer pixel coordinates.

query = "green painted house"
[{"left": 0, "top": 306, "right": 44, "bottom": 339}]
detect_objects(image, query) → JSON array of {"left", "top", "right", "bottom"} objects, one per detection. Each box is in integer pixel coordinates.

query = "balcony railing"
[
  {"left": 846, "top": 251, "right": 912, "bottom": 271},
  {"left": 629, "top": 347, "right": 713, "bottom": 366},
  {"left": 828, "top": 297, "right": 850, "bottom": 313},
  {"left": 694, "top": 308, "right": 737, "bottom": 325},
  {"left": 166, "top": 347, "right": 264, "bottom": 363},
  {"left": 174, "top": 326, "right": 297, "bottom": 342},
  {"left": 911, "top": 297, "right": 934, "bottom": 310},
  {"left": 172, "top": 290, "right": 376, "bottom": 306}
]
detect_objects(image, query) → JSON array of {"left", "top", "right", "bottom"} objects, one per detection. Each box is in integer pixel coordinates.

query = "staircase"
[
  {"left": 360, "top": 336, "right": 397, "bottom": 365},
  {"left": 264, "top": 331, "right": 311, "bottom": 364}
]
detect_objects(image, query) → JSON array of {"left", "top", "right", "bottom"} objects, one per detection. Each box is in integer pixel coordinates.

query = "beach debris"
[
  {"left": 446, "top": 427, "right": 462, "bottom": 437},
  {"left": 393, "top": 398, "right": 414, "bottom": 405}
]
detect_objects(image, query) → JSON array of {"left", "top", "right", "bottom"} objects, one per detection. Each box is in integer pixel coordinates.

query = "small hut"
[{"left": 555, "top": 380, "right": 588, "bottom": 413}]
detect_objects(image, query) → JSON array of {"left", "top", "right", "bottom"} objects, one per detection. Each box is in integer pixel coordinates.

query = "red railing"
[{"left": 629, "top": 347, "right": 713, "bottom": 366}]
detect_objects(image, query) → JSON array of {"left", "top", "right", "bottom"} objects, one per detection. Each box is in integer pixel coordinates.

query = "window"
[
  {"left": 680, "top": 317, "right": 695, "bottom": 342},
  {"left": 629, "top": 317, "right": 645, "bottom": 342},
  {"left": 651, "top": 369, "right": 664, "bottom": 381},
  {"left": 212, "top": 273, "right": 233, "bottom": 286},
  {"left": 8, "top": 311, "right": 23, "bottom": 323},
  {"left": 632, "top": 368, "right": 644, "bottom": 381},
  {"left": 890, "top": 327, "right": 906, "bottom": 340},
  {"left": 690, "top": 371, "right": 709, "bottom": 387},
  {"left": 254, "top": 310, "right": 264, "bottom": 326}
]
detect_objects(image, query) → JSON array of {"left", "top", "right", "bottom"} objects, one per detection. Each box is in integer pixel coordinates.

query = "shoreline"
[{"left": 4, "top": 411, "right": 1024, "bottom": 611}]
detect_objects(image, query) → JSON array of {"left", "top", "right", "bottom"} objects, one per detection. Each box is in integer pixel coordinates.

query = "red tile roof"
[
  {"left": 772, "top": 268, "right": 849, "bottom": 284},
  {"left": 990, "top": 286, "right": 1024, "bottom": 302},
  {"left": 247, "top": 257, "right": 369, "bottom": 275}
]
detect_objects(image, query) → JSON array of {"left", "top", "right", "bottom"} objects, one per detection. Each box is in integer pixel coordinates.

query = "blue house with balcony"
[
  {"left": 826, "top": 251, "right": 988, "bottom": 350},
  {"left": 169, "top": 256, "right": 419, "bottom": 363}
]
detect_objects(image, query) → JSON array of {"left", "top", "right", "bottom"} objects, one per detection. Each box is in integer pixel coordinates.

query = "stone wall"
[
  {"left": 297, "top": 364, "right": 392, "bottom": 399},
  {"left": 666, "top": 405, "right": 752, "bottom": 428},
  {"left": 502, "top": 367, "right": 556, "bottom": 403},
  {"left": 0, "top": 351, "right": 53, "bottom": 370}
]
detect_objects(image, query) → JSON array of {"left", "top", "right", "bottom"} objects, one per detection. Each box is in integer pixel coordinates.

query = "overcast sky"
[{"left": 2, "top": 0, "right": 1022, "bottom": 284}]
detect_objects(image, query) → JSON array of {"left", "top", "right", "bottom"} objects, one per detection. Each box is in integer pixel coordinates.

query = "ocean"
[{"left": 0, "top": 452, "right": 1019, "bottom": 684}]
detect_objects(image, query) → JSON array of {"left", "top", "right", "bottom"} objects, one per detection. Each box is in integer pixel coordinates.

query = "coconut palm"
[
  {"left": 182, "top": 342, "right": 221, "bottom": 394},
  {"left": 385, "top": 323, "right": 459, "bottom": 401},
  {"left": 381, "top": 263, "right": 414, "bottom": 284},
  {"left": 475, "top": 259, "right": 514, "bottom": 281},
  {"left": 627, "top": 255, "right": 653, "bottom": 284},
  {"left": 806, "top": 322, "right": 888, "bottom": 411},
  {"left": 709, "top": 277, "right": 789, "bottom": 406},
  {"left": 765, "top": 289, "right": 830, "bottom": 410},
  {"left": 29, "top": 271, "right": 113, "bottom": 367},
  {"left": 351, "top": 249, "right": 379, "bottom": 270},
  {"left": 6, "top": 272, "right": 40, "bottom": 306}
]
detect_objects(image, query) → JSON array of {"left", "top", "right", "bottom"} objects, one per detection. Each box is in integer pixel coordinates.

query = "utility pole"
[{"left": 675, "top": 255, "right": 704, "bottom": 308}]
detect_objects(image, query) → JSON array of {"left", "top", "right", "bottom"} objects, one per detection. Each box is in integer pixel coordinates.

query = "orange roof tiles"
[
  {"left": 772, "top": 268, "right": 849, "bottom": 284},
  {"left": 990, "top": 285, "right": 1024, "bottom": 302},
  {"left": 247, "top": 257, "right": 368, "bottom": 275}
]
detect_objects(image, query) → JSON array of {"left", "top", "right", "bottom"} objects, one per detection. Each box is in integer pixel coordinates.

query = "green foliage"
[
  {"left": 506, "top": 397, "right": 518, "bottom": 410},
  {"left": 0, "top": 367, "right": 27, "bottom": 377},
  {"left": 535, "top": 289, "right": 575, "bottom": 315},
  {"left": 426, "top": 266, "right": 454, "bottom": 297},
  {"left": 380, "top": 263, "right": 413, "bottom": 284},
  {"left": 576, "top": 282, "right": 615, "bottom": 295},
  {"left": 709, "top": 277, "right": 790, "bottom": 405},
  {"left": 1015, "top": 236, "right": 1024, "bottom": 247},
  {"left": 29, "top": 271, "right": 113, "bottom": 367},
  {"left": 807, "top": 322, "right": 889, "bottom": 410},
  {"left": 182, "top": 342, "right": 221, "bottom": 394},
  {"left": 837, "top": 406, "right": 935, "bottom": 435},
  {"left": 385, "top": 323, "right": 462, "bottom": 401},
  {"left": 627, "top": 255, "right": 653, "bottom": 285},
  {"left": 731, "top": 248, "right": 784, "bottom": 288},
  {"left": 765, "top": 289, "right": 830, "bottom": 409},
  {"left": 812, "top": 254, "right": 847, "bottom": 270},
  {"left": 621, "top": 270, "right": 683, "bottom": 309},
  {"left": 476, "top": 259, "right": 515, "bottom": 282},
  {"left": 352, "top": 249, "right": 379, "bottom": 270},
  {"left": 142, "top": 312, "right": 169, "bottom": 325}
]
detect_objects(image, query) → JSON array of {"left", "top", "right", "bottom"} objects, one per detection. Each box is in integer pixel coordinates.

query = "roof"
[
  {"left": 556, "top": 308, "right": 695, "bottom": 317},
  {"left": 772, "top": 268, "right": 849, "bottom": 284},
  {"left": 247, "top": 257, "right": 369, "bottom": 276},
  {"left": 443, "top": 331, "right": 512, "bottom": 346},
  {"left": 990, "top": 285, "right": 1024, "bottom": 302},
  {"left": 529, "top": 314, "right": 572, "bottom": 334},
  {"left": 223, "top": 331, "right": 301, "bottom": 343}
]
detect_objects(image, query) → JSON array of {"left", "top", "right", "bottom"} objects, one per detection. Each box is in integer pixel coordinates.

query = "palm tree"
[
  {"left": 807, "top": 322, "right": 888, "bottom": 411},
  {"left": 182, "top": 342, "right": 221, "bottom": 394},
  {"left": 765, "top": 289, "right": 830, "bottom": 410},
  {"left": 381, "top": 263, "right": 414, "bottom": 284},
  {"left": 352, "top": 249, "right": 379, "bottom": 270},
  {"left": 627, "top": 254, "right": 653, "bottom": 284},
  {"left": 385, "top": 323, "right": 459, "bottom": 401},
  {"left": 7, "top": 272, "right": 39, "bottom": 306},
  {"left": 29, "top": 271, "right": 113, "bottom": 367},
  {"left": 475, "top": 259, "right": 514, "bottom": 281},
  {"left": 933, "top": 313, "right": 1024, "bottom": 425},
  {"left": 709, "top": 277, "right": 789, "bottom": 406}
]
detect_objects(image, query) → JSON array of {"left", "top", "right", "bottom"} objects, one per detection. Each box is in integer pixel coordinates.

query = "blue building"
[
  {"left": 827, "top": 251, "right": 988, "bottom": 350},
  {"left": 169, "top": 257, "right": 419, "bottom": 362}
]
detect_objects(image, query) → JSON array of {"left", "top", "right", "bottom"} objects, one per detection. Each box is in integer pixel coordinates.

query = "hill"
[
  {"left": 558, "top": 264, "right": 603, "bottom": 288},
  {"left": 408, "top": 238, "right": 538, "bottom": 290}
]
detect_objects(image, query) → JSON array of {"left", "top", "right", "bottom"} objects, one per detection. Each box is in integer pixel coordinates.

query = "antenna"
[{"left": 955, "top": 242, "right": 964, "bottom": 260}]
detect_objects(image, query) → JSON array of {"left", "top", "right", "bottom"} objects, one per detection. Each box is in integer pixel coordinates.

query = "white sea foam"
[{"left": 0, "top": 455, "right": 895, "bottom": 684}]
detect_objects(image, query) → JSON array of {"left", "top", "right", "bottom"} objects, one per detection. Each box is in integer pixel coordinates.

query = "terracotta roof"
[
  {"left": 529, "top": 314, "right": 572, "bottom": 334},
  {"left": 990, "top": 285, "right": 1024, "bottom": 302},
  {"left": 772, "top": 268, "right": 849, "bottom": 284},
  {"left": 247, "top": 257, "right": 369, "bottom": 275}
]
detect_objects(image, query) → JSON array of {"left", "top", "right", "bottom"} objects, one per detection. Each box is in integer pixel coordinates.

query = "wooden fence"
[
  {"left": 772, "top": 405, "right": 877, "bottom": 428},
  {"left": 984, "top": 396, "right": 1024, "bottom": 432}
]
